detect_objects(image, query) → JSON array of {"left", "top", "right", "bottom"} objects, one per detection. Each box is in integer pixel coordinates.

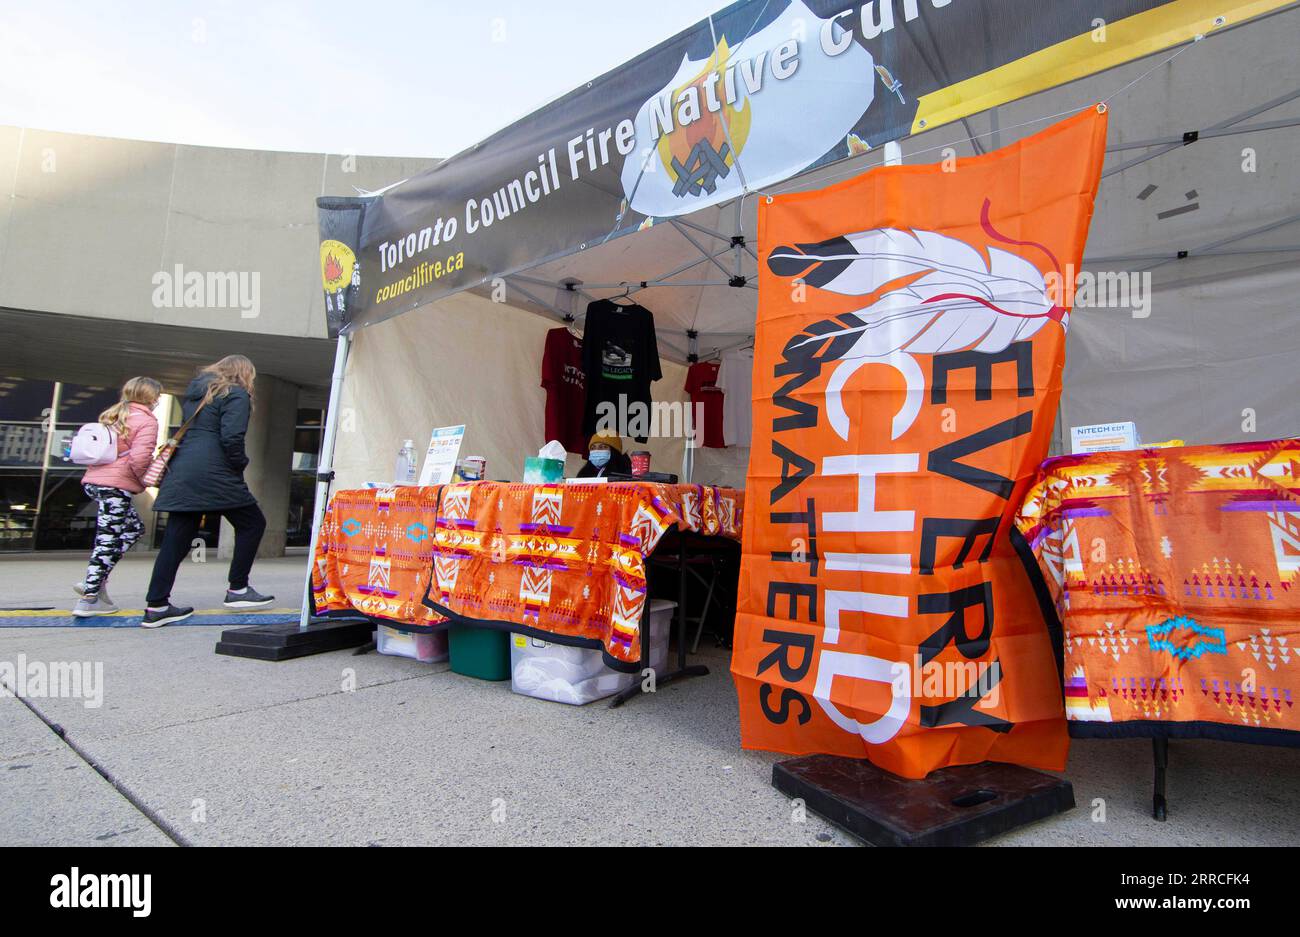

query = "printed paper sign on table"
[
  {"left": 732, "top": 107, "right": 1108, "bottom": 778},
  {"left": 1070, "top": 421, "right": 1139, "bottom": 454},
  {"left": 418, "top": 424, "right": 465, "bottom": 486}
]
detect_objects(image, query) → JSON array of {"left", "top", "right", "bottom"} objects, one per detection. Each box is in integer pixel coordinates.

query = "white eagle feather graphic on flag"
[{"left": 767, "top": 201, "right": 1068, "bottom": 441}]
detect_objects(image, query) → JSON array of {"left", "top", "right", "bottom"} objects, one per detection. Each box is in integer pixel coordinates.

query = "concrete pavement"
[
  {"left": 0, "top": 694, "right": 173, "bottom": 847},
  {"left": 1, "top": 556, "right": 1298, "bottom": 846},
  {"left": 1, "top": 551, "right": 309, "bottom": 617}
]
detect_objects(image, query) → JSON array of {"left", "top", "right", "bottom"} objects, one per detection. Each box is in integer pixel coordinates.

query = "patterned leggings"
[{"left": 83, "top": 484, "right": 145, "bottom": 594}]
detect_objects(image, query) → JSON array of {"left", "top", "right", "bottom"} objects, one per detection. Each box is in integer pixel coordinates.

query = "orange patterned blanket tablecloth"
[
  {"left": 1013, "top": 439, "right": 1300, "bottom": 745},
  {"left": 312, "top": 482, "right": 743, "bottom": 667}
]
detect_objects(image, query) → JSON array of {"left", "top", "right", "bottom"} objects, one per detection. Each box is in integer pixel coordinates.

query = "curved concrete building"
[{"left": 0, "top": 125, "right": 435, "bottom": 554}]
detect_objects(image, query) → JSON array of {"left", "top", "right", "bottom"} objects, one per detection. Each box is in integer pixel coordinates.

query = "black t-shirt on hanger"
[{"left": 581, "top": 299, "right": 662, "bottom": 442}]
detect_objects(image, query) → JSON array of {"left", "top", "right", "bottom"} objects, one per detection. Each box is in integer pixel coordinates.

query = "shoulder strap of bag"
[{"left": 161, "top": 397, "right": 210, "bottom": 451}]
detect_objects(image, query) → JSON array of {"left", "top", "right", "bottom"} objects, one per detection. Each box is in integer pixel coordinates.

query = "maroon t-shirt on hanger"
[
  {"left": 685, "top": 359, "right": 725, "bottom": 448},
  {"left": 541, "top": 327, "right": 587, "bottom": 455}
]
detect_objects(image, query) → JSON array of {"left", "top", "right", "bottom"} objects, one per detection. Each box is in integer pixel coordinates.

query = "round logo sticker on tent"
[{"left": 320, "top": 239, "right": 356, "bottom": 293}]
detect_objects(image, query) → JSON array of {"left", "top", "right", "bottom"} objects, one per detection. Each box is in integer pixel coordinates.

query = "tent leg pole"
[
  {"left": 733, "top": 197, "right": 743, "bottom": 281},
  {"left": 299, "top": 331, "right": 352, "bottom": 630},
  {"left": 1152, "top": 736, "right": 1169, "bottom": 821}
]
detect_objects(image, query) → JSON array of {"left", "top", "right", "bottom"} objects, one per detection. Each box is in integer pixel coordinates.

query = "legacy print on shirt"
[{"left": 581, "top": 299, "right": 662, "bottom": 442}]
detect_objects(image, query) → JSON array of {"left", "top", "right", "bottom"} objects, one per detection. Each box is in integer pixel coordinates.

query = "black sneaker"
[
  {"left": 223, "top": 587, "right": 274, "bottom": 609},
  {"left": 142, "top": 605, "right": 194, "bottom": 629}
]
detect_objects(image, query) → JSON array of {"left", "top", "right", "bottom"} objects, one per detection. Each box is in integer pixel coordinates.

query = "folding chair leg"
[{"left": 691, "top": 570, "right": 717, "bottom": 654}]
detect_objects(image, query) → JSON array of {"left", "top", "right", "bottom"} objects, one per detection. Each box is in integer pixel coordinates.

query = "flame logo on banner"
[
  {"left": 324, "top": 253, "right": 343, "bottom": 282},
  {"left": 767, "top": 201, "right": 1068, "bottom": 441},
  {"left": 621, "top": 0, "right": 875, "bottom": 217},
  {"left": 320, "top": 239, "right": 356, "bottom": 292},
  {"left": 657, "top": 35, "right": 752, "bottom": 191}
]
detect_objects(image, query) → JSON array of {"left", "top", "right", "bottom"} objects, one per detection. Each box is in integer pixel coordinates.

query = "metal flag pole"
[
  {"left": 298, "top": 330, "right": 352, "bottom": 629},
  {"left": 215, "top": 194, "right": 376, "bottom": 659}
]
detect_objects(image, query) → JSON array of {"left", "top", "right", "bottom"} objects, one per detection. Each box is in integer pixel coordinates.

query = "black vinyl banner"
[
  {"left": 333, "top": 0, "right": 1288, "bottom": 331},
  {"left": 317, "top": 196, "right": 372, "bottom": 338}
]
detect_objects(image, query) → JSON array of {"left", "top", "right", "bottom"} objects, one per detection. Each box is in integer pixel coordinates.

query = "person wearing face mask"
[{"left": 577, "top": 431, "right": 632, "bottom": 478}]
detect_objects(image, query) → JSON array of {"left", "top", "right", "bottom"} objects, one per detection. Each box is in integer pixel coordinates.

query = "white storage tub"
[{"left": 510, "top": 599, "right": 675, "bottom": 705}]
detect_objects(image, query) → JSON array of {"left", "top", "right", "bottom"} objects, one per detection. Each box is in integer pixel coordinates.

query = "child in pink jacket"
[{"left": 75, "top": 377, "right": 162, "bottom": 616}]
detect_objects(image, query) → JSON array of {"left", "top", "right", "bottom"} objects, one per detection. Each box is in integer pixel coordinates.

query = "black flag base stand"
[
  {"left": 773, "top": 754, "right": 1074, "bottom": 847},
  {"left": 215, "top": 618, "right": 373, "bottom": 661}
]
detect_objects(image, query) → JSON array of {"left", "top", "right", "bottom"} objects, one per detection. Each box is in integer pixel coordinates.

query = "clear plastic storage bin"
[
  {"left": 510, "top": 599, "right": 675, "bottom": 705},
  {"left": 375, "top": 625, "right": 448, "bottom": 663}
]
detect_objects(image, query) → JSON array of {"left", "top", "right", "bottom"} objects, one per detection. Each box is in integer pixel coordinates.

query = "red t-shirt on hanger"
[
  {"left": 685, "top": 359, "right": 725, "bottom": 448},
  {"left": 541, "top": 327, "right": 587, "bottom": 455}
]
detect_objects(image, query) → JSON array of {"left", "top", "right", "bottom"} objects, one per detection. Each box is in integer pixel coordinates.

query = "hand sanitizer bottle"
[{"left": 396, "top": 439, "right": 417, "bottom": 485}]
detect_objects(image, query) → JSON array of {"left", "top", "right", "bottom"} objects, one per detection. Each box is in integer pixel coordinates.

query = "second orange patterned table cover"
[
  {"left": 312, "top": 481, "right": 744, "bottom": 666},
  {"left": 1013, "top": 439, "right": 1300, "bottom": 743}
]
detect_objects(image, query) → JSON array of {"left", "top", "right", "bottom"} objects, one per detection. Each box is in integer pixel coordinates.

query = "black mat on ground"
[
  {"left": 773, "top": 753, "right": 1074, "bottom": 846},
  {"left": 215, "top": 618, "right": 373, "bottom": 661}
]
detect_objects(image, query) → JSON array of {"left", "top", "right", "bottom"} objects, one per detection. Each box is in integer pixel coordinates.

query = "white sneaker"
[
  {"left": 74, "top": 583, "right": 116, "bottom": 609},
  {"left": 72, "top": 594, "right": 119, "bottom": 617}
]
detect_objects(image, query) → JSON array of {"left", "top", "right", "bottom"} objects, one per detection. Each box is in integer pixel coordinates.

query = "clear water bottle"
[{"left": 395, "top": 439, "right": 418, "bottom": 485}]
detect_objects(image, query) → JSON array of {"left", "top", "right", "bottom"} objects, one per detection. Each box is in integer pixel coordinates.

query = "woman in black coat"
[{"left": 143, "top": 355, "right": 274, "bottom": 627}]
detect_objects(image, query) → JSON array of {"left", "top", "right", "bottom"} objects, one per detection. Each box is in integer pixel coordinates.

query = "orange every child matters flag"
[{"left": 732, "top": 108, "right": 1109, "bottom": 777}]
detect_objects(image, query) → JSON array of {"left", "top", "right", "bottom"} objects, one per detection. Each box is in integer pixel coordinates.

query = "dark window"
[
  {"left": 293, "top": 428, "right": 322, "bottom": 466},
  {"left": 0, "top": 472, "right": 40, "bottom": 552},
  {"left": 0, "top": 423, "right": 49, "bottom": 467},
  {"left": 58, "top": 383, "right": 121, "bottom": 424},
  {"left": 287, "top": 408, "right": 324, "bottom": 546},
  {"left": 0, "top": 376, "right": 55, "bottom": 422},
  {"left": 33, "top": 471, "right": 97, "bottom": 551},
  {"left": 286, "top": 473, "right": 317, "bottom": 547}
]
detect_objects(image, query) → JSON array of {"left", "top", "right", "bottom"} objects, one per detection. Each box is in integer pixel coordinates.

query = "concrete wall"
[
  {"left": 0, "top": 125, "right": 438, "bottom": 556},
  {"left": 0, "top": 124, "right": 436, "bottom": 340}
]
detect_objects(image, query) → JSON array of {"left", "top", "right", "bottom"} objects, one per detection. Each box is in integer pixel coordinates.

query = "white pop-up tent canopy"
[
  {"left": 303, "top": 0, "right": 1300, "bottom": 623},
  {"left": 502, "top": 8, "right": 1300, "bottom": 446}
]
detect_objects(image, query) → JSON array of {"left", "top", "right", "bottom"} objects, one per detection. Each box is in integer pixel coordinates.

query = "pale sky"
[{"left": 0, "top": 0, "right": 724, "bottom": 158}]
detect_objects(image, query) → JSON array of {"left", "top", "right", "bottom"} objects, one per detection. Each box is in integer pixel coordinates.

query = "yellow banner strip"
[{"left": 912, "top": 0, "right": 1296, "bottom": 135}]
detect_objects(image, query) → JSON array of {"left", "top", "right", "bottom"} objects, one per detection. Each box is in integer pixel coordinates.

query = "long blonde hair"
[
  {"left": 199, "top": 354, "right": 256, "bottom": 405},
  {"left": 99, "top": 377, "right": 162, "bottom": 436}
]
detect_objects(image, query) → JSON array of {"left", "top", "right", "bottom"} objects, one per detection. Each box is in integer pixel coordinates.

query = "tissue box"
[
  {"left": 523, "top": 457, "right": 565, "bottom": 484},
  {"left": 509, "top": 599, "right": 675, "bottom": 705}
]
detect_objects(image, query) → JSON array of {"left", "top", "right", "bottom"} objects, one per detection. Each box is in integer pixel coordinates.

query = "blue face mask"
[{"left": 589, "top": 449, "right": 611, "bottom": 468}]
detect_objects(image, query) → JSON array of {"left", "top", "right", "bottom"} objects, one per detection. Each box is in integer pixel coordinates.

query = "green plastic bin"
[{"left": 448, "top": 623, "right": 512, "bottom": 681}]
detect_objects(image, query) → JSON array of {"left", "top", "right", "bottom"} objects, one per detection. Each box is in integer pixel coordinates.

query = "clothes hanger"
[{"left": 608, "top": 282, "right": 642, "bottom": 307}]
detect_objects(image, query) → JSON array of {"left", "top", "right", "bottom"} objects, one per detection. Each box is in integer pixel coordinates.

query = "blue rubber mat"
[{"left": 0, "top": 608, "right": 303, "bottom": 628}]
